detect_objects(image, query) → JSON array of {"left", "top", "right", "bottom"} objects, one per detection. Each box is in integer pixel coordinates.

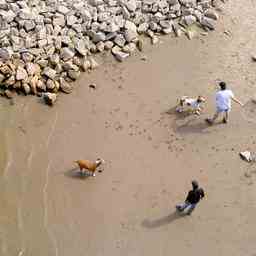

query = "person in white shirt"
[{"left": 206, "top": 81, "right": 243, "bottom": 124}]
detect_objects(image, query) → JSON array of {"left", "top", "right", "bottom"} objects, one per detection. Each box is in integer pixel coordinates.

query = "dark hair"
[
  {"left": 192, "top": 180, "right": 199, "bottom": 189},
  {"left": 219, "top": 81, "right": 226, "bottom": 90}
]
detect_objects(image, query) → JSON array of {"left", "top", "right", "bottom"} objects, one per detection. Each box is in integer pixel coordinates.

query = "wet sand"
[{"left": 1, "top": 1, "right": 256, "bottom": 255}]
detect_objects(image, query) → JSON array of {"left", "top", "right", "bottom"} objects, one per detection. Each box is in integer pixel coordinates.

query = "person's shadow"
[
  {"left": 165, "top": 106, "right": 219, "bottom": 135},
  {"left": 141, "top": 210, "right": 187, "bottom": 229}
]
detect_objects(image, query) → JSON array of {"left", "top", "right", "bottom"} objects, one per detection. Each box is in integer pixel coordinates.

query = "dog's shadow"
[
  {"left": 165, "top": 106, "right": 192, "bottom": 121},
  {"left": 141, "top": 210, "right": 187, "bottom": 229},
  {"left": 64, "top": 167, "right": 91, "bottom": 180}
]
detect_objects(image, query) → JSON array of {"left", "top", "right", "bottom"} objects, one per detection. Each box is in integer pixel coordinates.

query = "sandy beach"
[{"left": 1, "top": 1, "right": 256, "bottom": 255}]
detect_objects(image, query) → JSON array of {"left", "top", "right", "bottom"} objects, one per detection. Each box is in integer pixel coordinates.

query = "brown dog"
[{"left": 74, "top": 158, "right": 105, "bottom": 177}]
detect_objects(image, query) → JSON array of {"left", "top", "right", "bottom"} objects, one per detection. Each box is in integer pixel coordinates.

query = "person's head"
[
  {"left": 191, "top": 180, "right": 199, "bottom": 190},
  {"left": 197, "top": 96, "right": 206, "bottom": 103},
  {"left": 219, "top": 81, "right": 227, "bottom": 90}
]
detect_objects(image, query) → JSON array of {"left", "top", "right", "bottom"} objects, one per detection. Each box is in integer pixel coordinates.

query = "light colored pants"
[{"left": 176, "top": 202, "right": 197, "bottom": 214}]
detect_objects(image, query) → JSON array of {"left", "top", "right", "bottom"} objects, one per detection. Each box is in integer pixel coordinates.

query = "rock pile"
[{"left": 0, "top": 0, "right": 219, "bottom": 102}]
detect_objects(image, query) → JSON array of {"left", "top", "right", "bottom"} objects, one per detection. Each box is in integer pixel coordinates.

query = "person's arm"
[
  {"left": 231, "top": 96, "right": 243, "bottom": 107},
  {"left": 185, "top": 191, "right": 192, "bottom": 202}
]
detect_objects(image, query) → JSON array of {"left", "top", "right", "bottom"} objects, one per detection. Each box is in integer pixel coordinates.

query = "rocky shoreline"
[{"left": 0, "top": 0, "right": 220, "bottom": 104}]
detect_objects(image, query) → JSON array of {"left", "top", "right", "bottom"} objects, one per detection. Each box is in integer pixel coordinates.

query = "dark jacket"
[{"left": 186, "top": 188, "right": 205, "bottom": 204}]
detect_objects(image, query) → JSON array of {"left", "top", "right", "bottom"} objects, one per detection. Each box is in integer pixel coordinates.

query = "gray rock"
[
  {"left": 36, "top": 79, "right": 46, "bottom": 91},
  {"left": 81, "top": 60, "right": 91, "bottom": 71},
  {"left": 0, "top": 48, "right": 12, "bottom": 60},
  {"left": 89, "top": 58, "right": 99, "bottom": 69},
  {"left": 13, "top": 81, "right": 22, "bottom": 90},
  {"left": 60, "top": 47, "right": 75, "bottom": 61},
  {"left": 74, "top": 39, "right": 88, "bottom": 56},
  {"left": 5, "top": 75, "right": 16, "bottom": 87},
  {"left": 172, "top": 23, "right": 182, "bottom": 37},
  {"left": 184, "top": 15, "right": 197, "bottom": 26},
  {"left": 68, "top": 70, "right": 81, "bottom": 80},
  {"left": 46, "top": 79, "right": 56, "bottom": 90},
  {"left": 4, "top": 89, "right": 14, "bottom": 99},
  {"left": 113, "top": 51, "right": 130, "bottom": 62},
  {"left": 92, "top": 32, "right": 106, "bottom": 43},
  {"left": 24, "top": 20, "right": 36, "bottom": 31},
  {"left": 0, "top": 73, "right": 5, "bottom": 83},
  {"left": 200, "top": 17, "right": 215, "bottom": 30},
  {"left": 16, "top": 66, "right": 28, "bottom": 81},
  {"left": 204, "top": 9, "right": 219, "bottom": 20},
  {"left": 37, "top": 59, "right": 48, "bottom": 68},
  {"left": 60, "top": 77, "right": 73, "bottom": 93},
  {"left": 96, "top": 41, "right": 105, "bottom": 52},
  {"left": 123, "top": 42, "right": 137, "bottom": 54},
  {"left": 114, "top": 34, "right": 126, "bottom": 47},
  {"left": 22, "top": 83, "right": 31, "bottom": 95},
  {"left": 43, "top": 92, "right": 57, "bottom": 105},
  {"left": 0, "top": 9, "right": 15, "bottom": 23},
  {"left": 159, "top": 20, "right": 172, "bottom": 29},
  {"left": 49, "top": 54, "right": 60, "bottom": 66},
  {"left": 42, "top": 67, "right": 56, "bottom": 80}
]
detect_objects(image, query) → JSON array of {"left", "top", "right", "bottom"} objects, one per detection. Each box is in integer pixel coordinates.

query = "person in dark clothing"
[{"left": 176, "top": 180, "right": 205, "bottom": 215}]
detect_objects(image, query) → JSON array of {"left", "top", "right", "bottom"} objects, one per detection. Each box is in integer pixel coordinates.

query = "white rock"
[
  {"left": 125, "top": 0, "right": 137, "bottom": 12},
  {"left": 104, "top": 41, "right": 114, "bottom": 50},
  {"left": 26, "top": 63, "right": 40, "bottom": 76},
  {"left": 124, "top": 29, "right": 137, "bottom": 42},
  {"left": 137, "top": 23, "right": 149, "bottom": 34},
  {"left": 16, "top": 66, "right": 28, "bottom": 81},
  {"left": 67, "top": 15, "right": 77, "bottom": 26},
  {"left": 57, "top": 5, "right": 70, "bottom": 15}
]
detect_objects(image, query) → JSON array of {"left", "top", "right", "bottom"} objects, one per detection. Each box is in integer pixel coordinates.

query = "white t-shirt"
[{"left": 215, "top": 89, "right": 234, "bottom": 111}]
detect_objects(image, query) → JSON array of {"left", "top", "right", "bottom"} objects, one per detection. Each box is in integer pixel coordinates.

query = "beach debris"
[
  {"left": 251, "top": 55, "right": 256, "bottom": 62},
  {"left": 239, "top": 151, "right": 256, "bottom": 162},
  {"left": 89, "top": 84, "right": 97, "bottom": 90},
  {"left": 0, "top": 0, "right": 222, "bottom": 102}
]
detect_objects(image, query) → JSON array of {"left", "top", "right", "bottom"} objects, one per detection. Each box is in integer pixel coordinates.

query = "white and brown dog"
[
  {"left": 176, "top": 96, "right": 206, "bottom": 115},
  {"left": 74, "top": 158, "right": 105, "bottom": 177}
]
